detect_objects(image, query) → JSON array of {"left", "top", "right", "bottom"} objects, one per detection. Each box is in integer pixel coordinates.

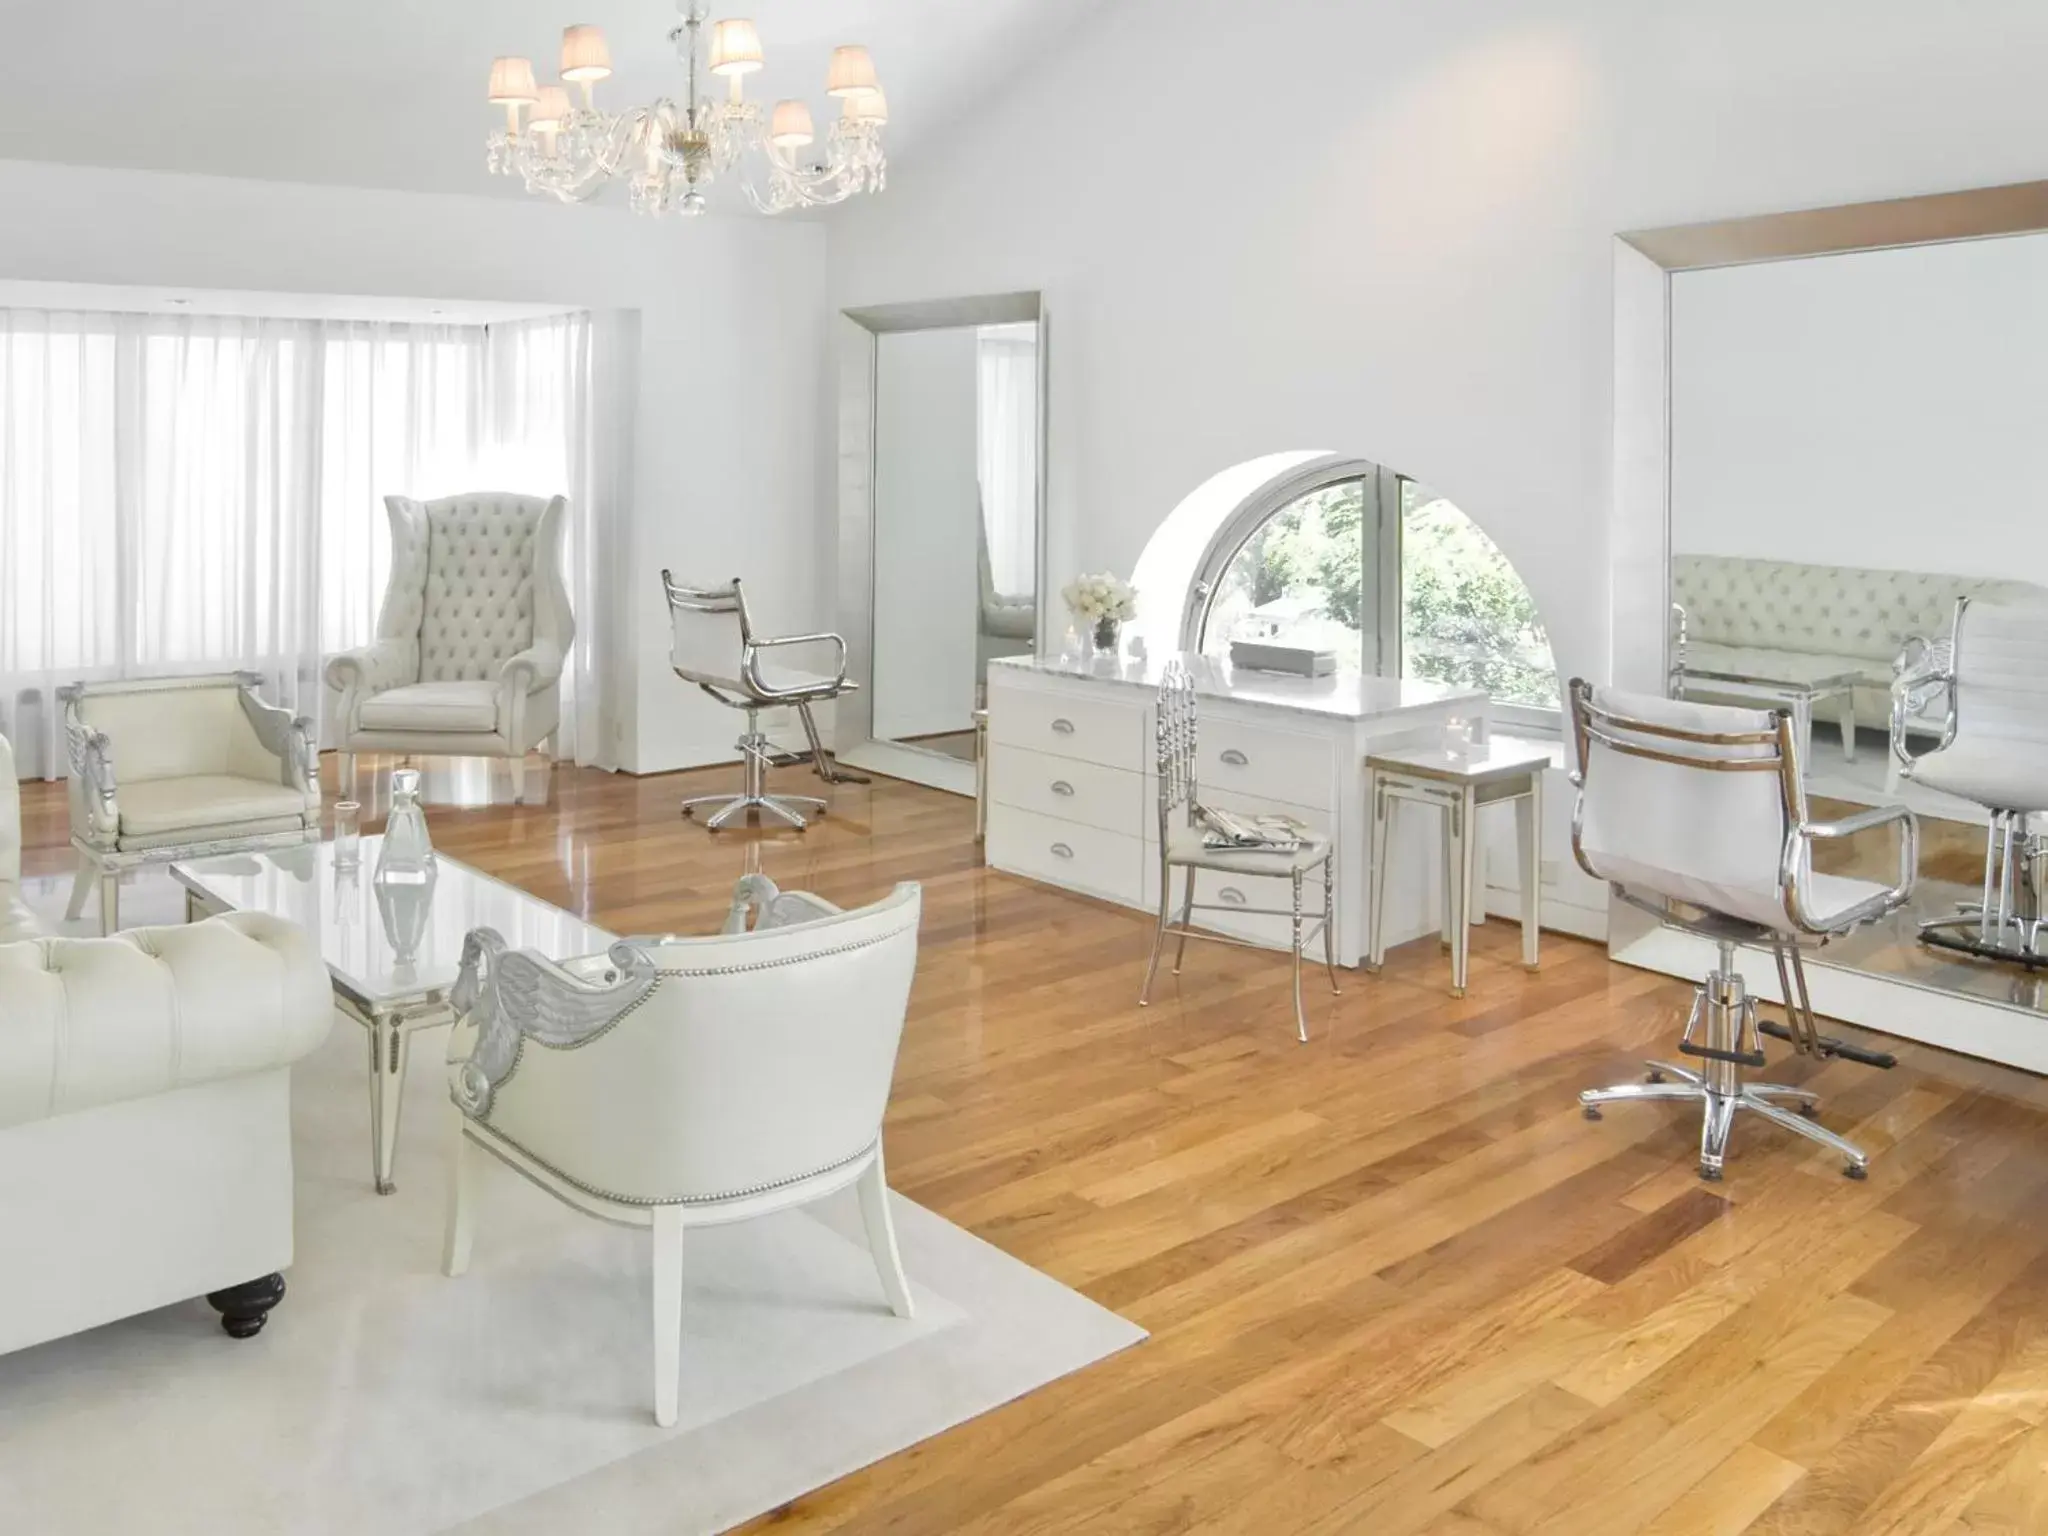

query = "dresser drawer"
[
  {"left": 987, "top": 805, "right": 1144, "bottom": 905},
  {"left": 990, "top": 745, "right": 1143, "bottom": 834},
  {"left": 1195, "top": 717, "right": 1335, "bottom": 810},
  {"left": 988, "top": 684, "right": 1146, "bottom": 770}
]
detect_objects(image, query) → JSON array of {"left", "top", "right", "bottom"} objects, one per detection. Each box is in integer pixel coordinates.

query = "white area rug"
[{"left": 1, "top": 868, "right": 1145, "bottom": 1535}]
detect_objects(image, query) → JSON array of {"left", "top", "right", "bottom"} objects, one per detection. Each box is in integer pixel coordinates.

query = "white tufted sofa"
[
  {"left": 327, "top": 492, "right": 574, "bottom": 803},
  {"left": 0, "top": 732, "right": 335, "bottom": 1354},
  {"left": 1671, "top": 555, "right": 2048, "bottom": 731}
]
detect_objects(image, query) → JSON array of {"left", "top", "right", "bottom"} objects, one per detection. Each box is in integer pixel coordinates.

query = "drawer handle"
[
  {"left": 1219, "top": 886, "right": 1248, "bottom": 905},
  {"left": 1051, "top": 780, "right": 1075, "bottom": 796},
  {"left": 1050, "top": 718, "right": 1076, "bottom": 735},
  {"left": 1050, "top": 841, "right": 1074, "bottom": 859},
  {"left": 1220, "top": 748, "right": 1250, "bottom": 767}
]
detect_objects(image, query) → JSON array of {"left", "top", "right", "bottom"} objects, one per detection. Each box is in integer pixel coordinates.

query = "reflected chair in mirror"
[
  {"left": 1139, "top": 663, "right": 1339, "bottom": 1043},
  {"left": 1893, "top": 598, "right": 2048, "bottom": 966},
  {"left": 1568, "top": 680, "right": 1916, "bottom": 1180},
  {"left": 660, "top": 572, "right": 867, "bottom": 831},
  {"left": 441, "top": 876, "right": 922, "bottom": 1427}
]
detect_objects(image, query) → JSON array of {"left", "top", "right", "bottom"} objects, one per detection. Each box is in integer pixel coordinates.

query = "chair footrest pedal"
[
  {"left": 1755, "top": 1019, "right": 1896, "bottom": 1069},
  {"left": 1677, "top": 1039, "right": 1768, "bottom": 1068}
]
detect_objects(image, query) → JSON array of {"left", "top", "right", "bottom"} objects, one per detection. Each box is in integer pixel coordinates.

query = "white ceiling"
[{"left": 0, "top": 0, "right": 1106, "bottom": 204}]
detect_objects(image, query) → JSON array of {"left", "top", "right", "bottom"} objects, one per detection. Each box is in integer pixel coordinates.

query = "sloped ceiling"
[{"left": 0, "top": 0, "right": 1108, "bottom": 203}]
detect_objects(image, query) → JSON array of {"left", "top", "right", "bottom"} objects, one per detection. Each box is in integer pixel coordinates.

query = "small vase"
[
  {"left": 375, "top": 767, "right": 436, "bottom": 887},
  {"left": 1092, "top": 617, "right": 1122, "bottom": 655}
]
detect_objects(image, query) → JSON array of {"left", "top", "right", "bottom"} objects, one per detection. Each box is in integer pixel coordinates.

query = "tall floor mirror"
[
  {"left": 1611, "top": 181, "right": 2048, "bottom": 1071},
  {"left": 835, "top": 293, "right": 1046, "bottom": 794}
]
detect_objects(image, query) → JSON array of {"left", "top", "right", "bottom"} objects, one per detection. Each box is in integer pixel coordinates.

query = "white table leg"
[
  {"left": 1839, "top": 693, "right": 1858, "bottom": 763},
  {"left": 1449, "top": 788, "right": 1475, "bottom": 998},
  {"left": 1515, "top": 775, "right": 1542, "bottom": 972},
  {"left": 1792, "top": 696, "right": 1815, "bottom": 768},
  {"left": 1367, "top": 775, "right": 1394, "bottom": 971},
  {"left": 367, "top": 1012, "right": 411, "bottom": 1196}
]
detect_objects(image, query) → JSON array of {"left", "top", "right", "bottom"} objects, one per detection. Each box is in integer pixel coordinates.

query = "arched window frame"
[{"left": 1159, "top": 458, "right": 1563, "bottom": 732}]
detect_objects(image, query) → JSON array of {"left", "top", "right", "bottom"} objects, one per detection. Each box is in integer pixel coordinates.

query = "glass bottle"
[{"left": 374, "top": 767, "right": 436, "bottom": 886}]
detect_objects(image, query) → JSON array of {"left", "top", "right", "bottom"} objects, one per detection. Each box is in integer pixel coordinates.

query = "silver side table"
[{"left": 1366, "top": 736, "right": 1559, "bottom": 996}]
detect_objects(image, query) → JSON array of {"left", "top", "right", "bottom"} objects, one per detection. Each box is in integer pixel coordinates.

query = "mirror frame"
[
  {"left": 1607, "top": 177, "right": 2048, "bottom": 1071},
  {"left": 1611, "top": 177, "right": 2048, "bottom": 697},
  {"left": 833, "top": 290, "right": 1048, "bottom": 792}
]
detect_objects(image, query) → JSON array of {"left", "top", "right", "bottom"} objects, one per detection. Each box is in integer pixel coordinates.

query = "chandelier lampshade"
[
  {"left": 558, "top": 25, "right": 613, "bottom": 83},
  {"left": 825, "top": 45, "right": 879, "bottom": 98},
  {"left": 487, "top": 56, "right": 539, "bottom": 105},
  {"left": 770, "top": 100, "right": 816, "bottom": 148},
  {"left": 709, "top": 19, "right": 765, "bottom": 76},
  {"left": 482, "top": 3, "right": 887, "bottom": 217},
  {"left": 530, "top": 85, "right": 573, "bottom": 134},
  {"left": 844, "top": 86, "right": 888, "bottom": 124}
]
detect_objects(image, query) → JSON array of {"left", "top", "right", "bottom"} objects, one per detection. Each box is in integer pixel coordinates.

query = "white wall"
[
  {"left": 824, "top": 0, "right": 2048, "bottom": 708},
  {"left": 0, "top": 157, "right": 828, "bottom": 775},
  {"left": 1672, "top": 232, "right": 2048, "bottom": 584},
  {"left": 871, "top": 327, "right": 981, "bottom": 741}
]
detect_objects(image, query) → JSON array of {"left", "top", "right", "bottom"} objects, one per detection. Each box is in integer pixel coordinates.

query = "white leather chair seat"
[
  {"left": 116, "top": 776, "right": 314, "bottom": 838},
  {"left": 357, "top": 680, "right": 501, "bottom": 734},
  {"left": 1596, "top": 851, "right": 1894, "bottom": 936},
  {"left": 1906, "top": 741, "right": 2048, "bottom": 814},
  {"left": 1167, "top": 823, "right": 1333, "bottom": 875}
]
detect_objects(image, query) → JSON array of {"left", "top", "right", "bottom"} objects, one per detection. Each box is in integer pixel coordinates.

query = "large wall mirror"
[
  {"left": 1611, "top": 182, "right": 2048, "bottom": 1071},
  {"left": 835, "top": 293, "right": 1045, "bottom": 793}
]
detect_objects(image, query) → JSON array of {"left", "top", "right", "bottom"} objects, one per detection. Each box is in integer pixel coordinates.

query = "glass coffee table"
[
  {"left": 173, "top": 836, "right": 616, "bottom": 1195},
  {"left": 1674, "top": 659, "right": 1864, "bottom": 765}
]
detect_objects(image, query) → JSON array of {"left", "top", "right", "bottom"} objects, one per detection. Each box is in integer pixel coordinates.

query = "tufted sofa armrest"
[
  {"left": 0, "top": 912, "right": 335, "bottom": 1132},
  {"left": 498, "top": 639, "right": 565, "bottom": 697}
]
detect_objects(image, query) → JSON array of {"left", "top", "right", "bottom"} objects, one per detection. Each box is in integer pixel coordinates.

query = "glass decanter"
[{"left": 374, "top": 767, "right": 436, "bottom": 886}]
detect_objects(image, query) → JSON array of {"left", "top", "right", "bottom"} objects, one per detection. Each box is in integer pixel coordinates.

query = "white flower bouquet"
[{"left": 1061, "top": 572, "right": 1138, "bottom": 625}]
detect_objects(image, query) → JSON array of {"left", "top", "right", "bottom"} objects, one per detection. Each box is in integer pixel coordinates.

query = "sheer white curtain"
[
  {"left": 0, "top": 306, "right": 602, "bottom": 778},
  {"left": 976, "top": 323, "right": 1039, "bottom": 600}
]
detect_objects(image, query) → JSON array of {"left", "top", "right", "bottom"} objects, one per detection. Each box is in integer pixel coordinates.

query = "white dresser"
[{"left": 984, "top": 653, "right": 1487, "bottom": 966}]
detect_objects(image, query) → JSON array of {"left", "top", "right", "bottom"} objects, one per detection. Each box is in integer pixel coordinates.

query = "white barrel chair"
[
  {"left": 327, "top": 492, "right": 573, "bottom": 805},
  {"left": 442, "top": 875, "right": 922, "bottom": 1427},
  {"left": 1, "top": 731, "right": 335, "bottom": 1353}
]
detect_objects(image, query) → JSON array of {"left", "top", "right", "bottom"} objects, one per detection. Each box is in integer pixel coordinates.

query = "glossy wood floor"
[{"left": 21, "top": 759, "right": 2048, "bottom": 1534}]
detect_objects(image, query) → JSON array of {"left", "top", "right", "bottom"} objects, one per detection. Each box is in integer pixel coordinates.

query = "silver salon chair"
[
  {"left": 1893, "top": 599, "right": 2048, "bottom": 966},
  {"left": 1138, "top": 663, "right": 1339, "bottom": 1043},
  {"left": 1568, "top": 680, "right": 1916, "bottom": 1181},
  {"left": 661, "top": 573, "right": 867, "bottom": 831}
]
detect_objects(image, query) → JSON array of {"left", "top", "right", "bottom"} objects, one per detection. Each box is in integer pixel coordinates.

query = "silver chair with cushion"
[
  {"left": 1893, "top": 599, "right": 2048, "bottom": 965},
  {"left": 1138, "top": 662, "right": 1339, "bottom": 1043},
  {"left": 660, "top": 572, "right": 866, "bottom": 831},
  {"left": 1568, "top": 680, "right": 1915, "bottom": 1181}
]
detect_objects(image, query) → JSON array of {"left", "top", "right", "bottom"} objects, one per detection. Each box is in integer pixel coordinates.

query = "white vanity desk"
[{"left": 983, "top": 652, "right": 1486, "bottom": 966}]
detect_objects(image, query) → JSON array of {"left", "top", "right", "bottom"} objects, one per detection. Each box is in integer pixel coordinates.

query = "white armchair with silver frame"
[
  {"left": 1891, "top": 598, "right": 2048, "bottom": 965},
  {"left": 661, "top": 571, "right": 867, "bottom": 831},
  {"left": 326, "top": 492, "right": 573, "bottom": 805},
  {"left": 441, "top": 875, "right": 922, "bottom": 1428},
  {"left": 61, "top": 673, "right": 320, "bottom": 934},
  {"left": 1569, "top": 679, "right": 1916, "bottom": 1182}
]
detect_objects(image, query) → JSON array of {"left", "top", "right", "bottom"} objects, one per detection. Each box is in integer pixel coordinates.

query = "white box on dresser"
[{"left": 983, "top": 653, "right": 1486, "bottom": 966}]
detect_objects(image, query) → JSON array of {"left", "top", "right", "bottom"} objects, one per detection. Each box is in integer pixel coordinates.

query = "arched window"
[{"left": 1167, "top": 457, "right": 1558, "bottom": 712}]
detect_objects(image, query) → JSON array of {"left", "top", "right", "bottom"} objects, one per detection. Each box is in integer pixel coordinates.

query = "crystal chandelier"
[{"left": 484, "top": 3, "right": 887, "bottom": 217}]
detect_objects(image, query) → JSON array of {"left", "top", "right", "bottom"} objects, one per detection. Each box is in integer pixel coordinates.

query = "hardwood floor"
[{"left": 20, "top": 758, "right": 2048, "bottom": 1533}]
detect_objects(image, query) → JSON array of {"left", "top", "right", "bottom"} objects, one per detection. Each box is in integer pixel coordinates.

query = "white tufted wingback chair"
[
  {"left": 441, "top": 874, "right": 922, "bottom": 1427},
  {"left": 326, "top": 492, "right": 573, "bottom": 804},
  {"left": 0, "top": 731, "right": 336, "bottom": 1354}
]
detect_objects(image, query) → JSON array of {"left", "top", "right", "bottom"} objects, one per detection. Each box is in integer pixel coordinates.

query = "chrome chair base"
[
  {"left": 1917, "top": 808, "right": 2048, "bottom": 966},
  {"left": 682, "top": 716, "right": 828, "bottom": 832},
  {"left": 1579, "top": 938, "right": 1870, "bottom": 1182}
]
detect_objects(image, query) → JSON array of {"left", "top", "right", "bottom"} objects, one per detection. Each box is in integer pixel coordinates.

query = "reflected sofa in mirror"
[{"left": 1613, "top": 179, "right": 2048, "bottom": 1070}]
